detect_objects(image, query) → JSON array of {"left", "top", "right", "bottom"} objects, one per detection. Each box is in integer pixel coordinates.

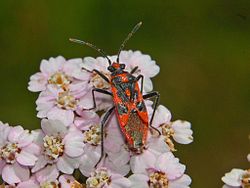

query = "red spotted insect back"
[{"left": 70, "top": 22, "right": 160, "bottom": 165}]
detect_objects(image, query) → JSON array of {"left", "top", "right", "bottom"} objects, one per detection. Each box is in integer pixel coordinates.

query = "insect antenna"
[
  {"left": 69, "top": 38, "right": 112, "bottom": 65},
  {"left": 116, "top": 22, "right": 143, "bottom": 63}
]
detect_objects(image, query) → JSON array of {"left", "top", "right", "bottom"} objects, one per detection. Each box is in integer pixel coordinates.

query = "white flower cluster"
[{"left": 0, "top": 51, "right": 193, "bottom": 187}]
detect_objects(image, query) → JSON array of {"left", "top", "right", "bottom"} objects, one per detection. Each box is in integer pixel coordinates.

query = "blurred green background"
[{"left": 0, "top": 1, "right": 250, "bottom": 187}]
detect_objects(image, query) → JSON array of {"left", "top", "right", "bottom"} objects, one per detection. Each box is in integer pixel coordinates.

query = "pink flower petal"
[
  {"left": 64, "top": 131, "right": 84, "bottom": 157},
  {"left": 0, "top": 122, "right": 12, "bottom": 146},
  {"left": 0, "top": 160, "right": 6, "bottom": 174},
  {"left": 41, "top": 119, "right": 67, "bottom": 136},
  {"left": 47, "top": 108, "right": 74, "bottom": 127},
  {"left": 40, "top": 56, "right": 65, "bottom": 75},
  {"left": 110, "top": 174, "right": 131, "bottom": 188},
  {"left": 152, "top": 105, "right": 172, "bottom": 128},
  {"left": 59, "top": 175, "right": 76, "bottom": 188},
  {"left": 57, "top": 155, "right": 79, "bottom": 174},
  {"left": 79, "top": 146, "right": 101, "bottom": 177},
  {"left": 129, "top": 174, "right": 149, "bottom": 188},
  {"left": 74, "top": 110, "right": 100, "bottom": 131},
  {"left": 36, "top": 164, "right": 59, "bottom": 183},
  {"left": 17, "top": 177, "right": 39, "bottom": 188},
  {"left": 22, "top": 143, "right": 41, "bottom": 156},
  {"left": 28, "top": 72, "right": 47, "bottom": 92},
  {"left": 16, "top": 150, "right": 38, "bottom": 166},
  {"left": 130, "top": 150, "right": 156, "bottom": 174},
  {"left": 8, "top": 126, "right": 24, "bottom": 143},
  {"left": 32, "top": 156, "right": 48, "bottom": 173},
  {"left": 105, "top": 158, "right": 130, "bottom": 176},
  {"left": 2, "top": 163, "right": 30, "bottom": 184},
  {"left": 156, "top": 152, "right": 185, "bottom": 180},
  {"left": 147, "top": 135, "right": 170, "bottom": 155}
]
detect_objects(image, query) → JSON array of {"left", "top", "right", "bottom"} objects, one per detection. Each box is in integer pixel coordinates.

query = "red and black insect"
[{"left": 70, "top": 22, "right": 160, "bottom": 164}]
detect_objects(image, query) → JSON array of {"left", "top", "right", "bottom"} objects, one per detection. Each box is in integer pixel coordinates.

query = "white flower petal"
[
  {"left": 222, "top": 168, "right": 245, "bottom": 187},
  {"left": 152, "top": 105, "right": 172, "bottom": 128},
  {"left": 172, "top": 120, "right": 193, "bottom": 144},
  {"left": 169, "top": 174, "right": 192, "bottom": 188}
]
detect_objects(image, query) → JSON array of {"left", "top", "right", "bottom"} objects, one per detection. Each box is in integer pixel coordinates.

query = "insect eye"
[
  {"left": 120, "top": 64, "right": 125, "bottom": 69},
  {"left": 108, "top": 66, "right": 115, "bottom": 72}
]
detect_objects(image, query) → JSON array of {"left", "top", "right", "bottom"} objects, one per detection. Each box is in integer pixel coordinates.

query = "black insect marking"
[
  {"left": 136, "top": 101, "right": 145, "bottom": 111},
  {"left": 112, "top": 76, "right": 122, "bottom": 84},
  {"left": 117, "top": 103, "right": 128, "bottom": 115},
  {"left": 127, "top": 74, "right": 135, "bottom": 82},
  {"left": 131, "top": 108, "right": 137, "bottom": 113}
]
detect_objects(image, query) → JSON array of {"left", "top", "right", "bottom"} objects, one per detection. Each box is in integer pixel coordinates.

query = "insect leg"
[
  {"left": 95, "top": 106, "right": 115, "bottom": 167},
  {"left": 130, "top": 66, "right": 139, "bottom": 74},
  {"left": 143, "top": 91, "right": 161, "bottom": 135},
  {"left": 93, "top": 69, "right": 110, "bottom": 83},
  {"left": 86, "top": 88, "right": 112, "bottom": 110},
  {"left": 136, "top": 74, "right": 144, "bottom": 93}
]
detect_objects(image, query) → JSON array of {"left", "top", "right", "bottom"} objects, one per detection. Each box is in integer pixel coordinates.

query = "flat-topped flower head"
[
  {"left": 152, "top": 105, "right": 193, "bottom": 151},
  {"left": 36, "top": 86, "right": 81, "bottom": 126},
  {"left": 129, "top": 152, "right": 191, "bottom": 188},
  {"left": 28, "top": 56, "right": 89, "bottom": 92},
  {"left": 32, "top": 119, "right": 84, "bottom": 175},
  {"left": 0, "top": 123, "right": 38, "bottom": 185}
]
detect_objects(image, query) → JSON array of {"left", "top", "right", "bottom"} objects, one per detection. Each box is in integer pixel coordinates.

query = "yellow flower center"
[
  {"left": 57, "top": 91, "right": 77, "bottom": 110},
  {"left": 43, "top": 135, "right": 64, "bottom": 160},
  {"left": 41, "top": 181, "right": 60, "bottom": 188},
  {"left": 86, "top": 168, "right": 111, "bottom": 188},
  {"left": 83, "top": 125, "right": 101, "bottom": 146},
  {"left": 161, "top": 123, "right": 176, "bottom": 152},
  {"left": 0, "top": 143, "right": 21, "bottom": 164},
  {"left": 90, "top": 72, "right": 110, "bottom": 89},
  {"left": 48, "top": 72, "right": 71, "bottom": 89},
  {"left": 242, "top": 169, "right": 250, "bottom": 188},
  {"left": 148, "top": 171, "right": 169, "bottom": 188},
  {"left": 71, "top": 180, "right": 84, "bottom": 188}
]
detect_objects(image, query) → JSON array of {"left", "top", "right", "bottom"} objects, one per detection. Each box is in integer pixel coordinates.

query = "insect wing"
[{"left": 112, "top": 80, "right": 149, "bottom": 150}]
